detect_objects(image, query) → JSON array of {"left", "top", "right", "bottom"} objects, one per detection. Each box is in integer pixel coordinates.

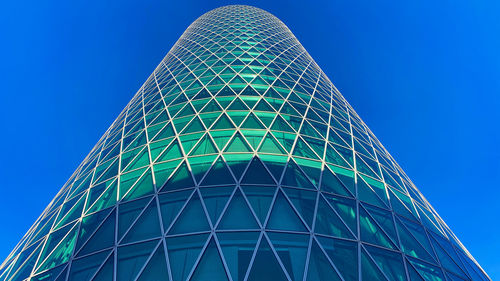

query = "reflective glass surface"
[{"left": 0, "top": 5, "right": 490, "bottom": 281}]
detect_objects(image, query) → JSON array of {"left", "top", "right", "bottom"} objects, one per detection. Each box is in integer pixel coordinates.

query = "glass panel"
[
  {"left": 68, "top": 250, "right": 110, "bottom": 281},
  {"left": 117, "top": 240, "right": 159, "bottom": 281},
  {"left": 190, "top": 239, "right": 229, "bottom": 281},
  {"left": 169, "top": 193, "right": 210, "bottom": 234},
  {"left": 218, "top": 189, "right": 259, "bottom": 230},
  {"left": 247, "top": 238, "right": 288, "bottom": 281},
  {"left": 167, "top": 233, "right": 209, "bottom": 281},
  {"left": 306, "top": 240, "right": 342, "bottom": 281},
  {"left": 218, "top": 232, "right": 260, "bottom": 281},
  {"left": 136, "top": 243, "right": 169, "bottom": 281},
  {"left": 268, "top": 232, "right": 309, "bottom": 281},
  {"left": 267, "top": 191, "right": 307, "bottom": 232}
]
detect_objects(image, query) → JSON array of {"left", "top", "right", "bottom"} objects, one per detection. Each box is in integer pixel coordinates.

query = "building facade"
[{"left": 0, "top": 5, "right": 490, "bottom": 281}]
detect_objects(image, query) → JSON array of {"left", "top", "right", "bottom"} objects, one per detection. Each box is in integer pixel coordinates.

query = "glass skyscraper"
[{"left": 0, "top": 5, "right": 490, "bottom": 281}]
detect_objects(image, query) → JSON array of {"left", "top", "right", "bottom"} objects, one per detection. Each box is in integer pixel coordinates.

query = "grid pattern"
[{"left": 0, "top": 5, "right": 490, "bottom": 281}]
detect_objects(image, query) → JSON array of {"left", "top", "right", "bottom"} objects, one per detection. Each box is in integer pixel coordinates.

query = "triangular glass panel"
[
  {"left": 32, "top": 264, "right": 66, "bottom": 281},
  {"left": 323, "top": 194, "right": 357, "bottom": 236},
  {"left": 173, "top": 116, "right": 194, "bottom": 133},
  {"left": 361, "top": 247, "right": 388, "bottom": 281},
  {"left": 36, "top": 223, "right": 79, "bottom": 272},
  {"left": 200, "top": 186, "right": 235, "bottom": 224},
  {"left": 169, "top": 192, "right": 211, "bottom": 234},
  {"left": 407, "top": 257, "right": 445, "bottom": 281},
  {"left": 6, "top": 241, "right": 44, "bottom": 281},
  {"left": 158, "top": 189, "right": 193, "bottom": 231},
  {"left": 188, "top": 155, "right": 218, "bottom": 184},
  {"left": 68, "top": 250, "right": 110, "bottom": 281},
  {"left": 325, "top": 144, "right": 351, "bottom": 168},
  {"left": 167, "top": 233, "right": 209, "bottom": 281},
  {"left": 152, "top": 122, "right": 175, "bottom": 142},
  {"left": 315, "top": 196, "right": 353, "bottom": 239},
  {"left": 292, "top": 137, "right": 319, "bottom": 160},
  {"left": 224, "top": 154, "right": 253, "bottom": 180},
  {"left": 445, "top": 271, "right": 469, "bottom": 281},
  {"left": 400, "top": 217, "right": 436, "bottom": 261},
  {"left": 363, "top": 204, "right": 398, "bottom": 246},
  {"left": 217, "top": 85, "right": 236, "bottom": 97},
  {"left": 356, "top": 154, "right": 380, "bottom": 179},
  {"left": 316, "top": 236, "right": 358, "bottom": 281},
  {"left": 190, "top": 134, "right": 218, "bottom": 156},
  {"left": 78, "top": 209, "right": 115, "bottom": 256},
  {"left": 258, "top": 154, "right": 287, "bottom": 182},
  {"left": 247, "top": 237, "right": 289, "bottom": 281},
  {"left": 122, "top": 200, "right": 162, "bottom": 243},
  {"left": 295, "top": 158, "right": 322, "bottom": 188},
  {"left": 118, "top": 197, "right": 152, "bottom": 240},
  {"left": 395, "top": 218, "right": 434, "bottom": 262},
  {"left": 119, "top": 168, "right": 147, "bottom": 199},
  {"left": 241, "top": 113, "right": 265, "bottom": 129},
  {"left": 117, "top": 240, "right": 159, "bottom": 281},
  {"left": 200, "top": 157, "right": 235, "bottom": 186},
  {"left": 271, "top": 115, "right": 296, "bottom": 133},
  {"left": 224, "top": 132, "right": 253, "bottom": 152},
  {"left": 282, "top": 187, "right": 316, "bottom": 228},
  {"left": 200, "top": 113, "right": 220, "bottom": 129},
  {"left": 181, "top": 116, "right": 205, "bottom": 134},
  {"left": 299, "top": 121, "right": 322, "bottom": 139},
  {"left": 268, "top": 232, "right": 309, "bottom": 281},
  {"left": 218, "top": 189, "right": 259, "bottom": 230},
  {"left": 241, "top": 185, "right": 276, "bottom": 224},
  {"left": 124, "top": 148, "right": 149, "bottom": 173},
  {"left": 240, "top": 130, "right": 266, "bottom": 150},
  {"left": 218, "top": 231, "right": 260, "bottom": 281},
  {"left": 281, "top": 160, "right": 315, "bottom": 189},
  {"left": 255, "top": 112, "right": 275, "bottom": 128},
  {"left": 122, "top": 168, "right": 155, "bottom": 201},
  {"left": 254, "top": 99, "right": 275, "bottom": 112},
  {"left": 91, "top": 253, "right": 114, "bottom": 281},
  {"left": 241, "top": 85, "right": 261, "bottom": 96},
  {"left": 150, "top": 139, "right": 173, "bottom": 162},
  {"left": 406, "top": 259, "right": 425, "bottom": 281},
  {"left": 200, "top": 99, "right": 222, "bottom": 113},
  {"left": 365, "top": 244, "right": 407, "bottom": 281},
  {"left": 54, "top": 194, "right": 86, "bottom": 229},
  {"left": 136, "top": 242, "right": 169, "bottom": 281},
  {"left": 240, "top": 157, "right": 275, "bottom": 184},
  {"left": 267, "top": 190, "right": 307, "bottom": 231},
  {"left": 306, "top": 239, "right": 342, "bottom": 281},
  {"left": 272, "top": 131, "right": 296, "bottom": 153},
  {"left": 76, "top": 208, "right": 113, "bottom": 253},
  {"left": 258, "top": 132, "right": 286, "bottom": 154},
  {"left": 153, "top": 160, "right": 182, "bottom": 189},
  {"left": 227, "top": 97, "right": 249, "bottom": 111},
  {"left": 359, "top": 206, "right": 395, "bottom": 250},
  {"left": 357, "top": 175, "right": 387, "bottom": 209},
  {"left": 160, "top": 162, "right": 196, "bottom": 192},
  {"left": 212, "top": 113, "right": 235, "bottom": 130},
  {"left": 428, "top": 235, "right": 466, "bottom": 277},
  {"left": 327, "top": 165, "right": 355, "bottom": 195},
  {"left": 190, "top": 238, "right": 229, "bottom": 281},
  {"left": 320, "top": 165, "right": 351, "bottom": 197},
  {"left": 87, "top": 177, "right": 117, "bottom": 212},
  {"left": 389, "top": 188, "right": 417, "bottom": 220},
  {"left": 210, "top": 130, "right": 234, "bottom": 151}
]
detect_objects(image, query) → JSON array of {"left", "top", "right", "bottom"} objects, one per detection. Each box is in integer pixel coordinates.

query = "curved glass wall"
[{"left": 0, "top": 5, "right": 490, "bottom": 281}]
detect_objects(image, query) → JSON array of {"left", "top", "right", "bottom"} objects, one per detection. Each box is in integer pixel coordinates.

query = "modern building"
[{"left": 0, "top": 5, "right": 490, "bottom": 281}]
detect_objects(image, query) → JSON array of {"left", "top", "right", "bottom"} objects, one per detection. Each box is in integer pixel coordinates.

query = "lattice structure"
[{"left": 0, "top": 5, "right": 490, "bottom": 281}]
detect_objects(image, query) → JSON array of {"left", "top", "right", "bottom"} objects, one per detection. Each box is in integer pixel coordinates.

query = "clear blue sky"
[{"left": 0, "top": 0, "right": 498, "bottom": 278}]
